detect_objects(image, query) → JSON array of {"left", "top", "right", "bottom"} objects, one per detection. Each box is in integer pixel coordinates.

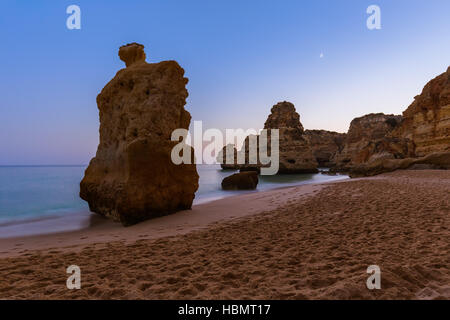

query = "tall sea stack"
[
  {"left": 238, "top": 101, "right": 318, "bottom": 173},
  {"left": 80, "top": 43, "right": 199, "bottom": 226},
  {"left": 263, "top": 101, "right": 318, "bottom": 173}
]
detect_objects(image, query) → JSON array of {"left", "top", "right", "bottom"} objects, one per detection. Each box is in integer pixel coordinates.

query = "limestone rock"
[
  {"left": 275, "top": 127, "right": 318, "bottom": 173},
  {"left": 216, "top": 144, "right": 241, "bottom": 170},
  {"left": 334, "top": 113, "right": 414, "bottom": 171},
  {"left": 239, "top": 101, "right": 318, "bottom": 173},
  {"left": 221, "top": 171, "right": 259, "bottom": 190},
  {"left": 393, "top": 66, "right": 450, "bottom": 156},
  {"left": 118, "top": 42, "right": 146, "bottom": 67},
  {"left": 305, "top": 130, "right": 346, "bottom": 167},
  {"left": 266, "top": 102, "right": 318, "bottom": 173},
  {"left": 237, "top": 134, "right": 264, "bottom": 173},
  {"left": 80, "top": 43, "right": 199, "bottom": 226},
  {"left": 327, "top": 67, "right": 450, "bottom": 174},
  {"left": 349, "top": 152, "right": 450, "bottom": 177},
  {"left": 264, "top": 101, "right": 304, "bottom": 131}
]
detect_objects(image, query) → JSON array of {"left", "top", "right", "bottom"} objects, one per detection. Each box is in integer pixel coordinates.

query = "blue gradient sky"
[{"left": 0, "top": 0, "right": 449, "bottom": 165}]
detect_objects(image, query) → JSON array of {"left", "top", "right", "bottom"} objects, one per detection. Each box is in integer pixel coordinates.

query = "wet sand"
[{"left": 0, "top": 170, "right": 448, "bottom": 299}]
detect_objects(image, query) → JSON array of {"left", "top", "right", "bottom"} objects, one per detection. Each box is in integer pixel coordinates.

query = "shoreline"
[
  {"left": 0, "top": 178, "right": 342, "bottom": 257},
  {"left": 1, "top": 169, "right": 448, "bottom": 299},
  {"left": 0, "top": 172, "right": 349, "bottom": 241}
]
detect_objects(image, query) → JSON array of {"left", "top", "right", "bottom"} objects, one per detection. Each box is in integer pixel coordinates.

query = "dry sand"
[{"left": 0, "top": 170, "right": 448, "bottom": 299}]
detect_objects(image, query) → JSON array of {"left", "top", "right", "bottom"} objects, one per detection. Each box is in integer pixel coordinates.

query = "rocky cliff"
[
  {"left": 333, "top": 113, "right": 414, "bottom": 171},
  {"left": 394, "top": 67, "right": 450, "bottom": 156},
  {"left": 350, "top": 152, "right": 450, "bottom": 177},
  {"left": 80, "top": 43, "right": 199, "bottom": 226},
  {"left": 346, "top": 67, "right": 450, "bottom": 176},
  {"left": 304, "top": 130, "right": 346, "bottom": 167}
]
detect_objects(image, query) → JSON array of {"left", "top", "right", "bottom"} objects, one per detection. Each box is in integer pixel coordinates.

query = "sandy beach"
[{"left": 0, "top": 170, "right": 448, "bottom": 299}]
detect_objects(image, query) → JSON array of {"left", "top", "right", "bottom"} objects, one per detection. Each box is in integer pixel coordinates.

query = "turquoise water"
[
  {"left": 0, "top": 165, "right": 348, "bottom": 237},
  {"left": 196, "top": 165, "right": 348, "bottom": 203},
  {"left": 0, "top": 166, "right": 88, "bottom": 225}
]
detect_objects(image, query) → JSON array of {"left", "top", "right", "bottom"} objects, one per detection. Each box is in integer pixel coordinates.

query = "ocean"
[{"left": 0, "top": 165, "right": 348, "bottom": 238}]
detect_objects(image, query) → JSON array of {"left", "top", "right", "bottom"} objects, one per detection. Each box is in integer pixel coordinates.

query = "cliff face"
[
  {"left": 394, "top": 67, "right": 450, "bottom": 156},
  {"left": 304, "top": 130, "right": 346, "bottom": 167},
  {"left": 350, "top": 152, "right": 450, "bottom": 177},
  {"left": 80, "top": 43, "right": 199, "bottom": 226},
  {"left": 334, "top": 113, "right": 414, "bottom": 170},
  {"left": 348, "top": 67, "right": 450, "bottom": 176},
  {"left": 329, "top": 67, "right": 450, "bottom": 176}
]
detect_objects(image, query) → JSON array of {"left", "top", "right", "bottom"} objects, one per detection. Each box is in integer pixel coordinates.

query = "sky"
[{"left": 0, "top": 0, "right": 449, "bottom": 165}]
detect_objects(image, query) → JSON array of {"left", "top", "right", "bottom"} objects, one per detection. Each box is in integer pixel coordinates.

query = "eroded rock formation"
[
  {"left": 350, "top": 152, "right": 450, "bottom": 177},
  {"left": 221, "top": 171, "right": 259, "bottom": 190},
  {"left": 217, "top": 144, "right": 241, "bottom": 170},
  {"left": 239, "top": 101, "right": 318, "bottom": 173},
  {"left": 305, "top": 130, "right": 346, "bottom": 167},
  {"left": 333, "top": 113, "right": 414, "bottom": 171},
  {"left": 80, "top": 43, "right": 199, "bottom": 226},
  {"left": 393, "top": 67, "right": 450, "bottom": 156},
  {"left": 264, "top": 101, "right": 304, "bottom": 130},
  {"left": 118, "top": 42, "right": 146, "bottom": 67},
  {"left": 346, "top": 67, "right": 450, "bottom": 176},
  {"left": 334, "top": 66, "right": 450, "bottom": 175}
]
